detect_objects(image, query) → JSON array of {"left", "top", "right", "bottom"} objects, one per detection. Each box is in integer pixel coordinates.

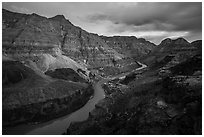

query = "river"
[{"left": 3, "top": 62, "right": 147, "bottom": 135}]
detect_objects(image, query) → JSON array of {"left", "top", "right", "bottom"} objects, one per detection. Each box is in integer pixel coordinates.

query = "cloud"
[
  {"left": 83, "top": 2, "right": 201, "bottom": 44},
  {"left": 86, "top": 2, "right": 201, "bottom": 33},
  {"left": 3, "top": 2, "right": 202, "bottom": 44},
  {"left": 87, "top": 14, "right": 109, "bottom": 23},
  {"left": 10, "top": 4, "right": 30, "bottom": 13}
]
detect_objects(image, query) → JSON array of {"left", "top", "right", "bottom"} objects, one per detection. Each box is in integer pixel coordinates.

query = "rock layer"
[
  {"left": 3, "top": 9, "right": 155, "bottom": 71},
  {"left": 101, "top": 36, "right": 155, "bottom": 59}
]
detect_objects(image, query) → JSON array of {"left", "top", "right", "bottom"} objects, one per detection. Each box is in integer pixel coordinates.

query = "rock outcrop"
[
  {"left": 100, "top": 36, "right": 155, "bottom": 59},
  {"left": 142, "top": 37, "right": 201, "bottom": 67}
]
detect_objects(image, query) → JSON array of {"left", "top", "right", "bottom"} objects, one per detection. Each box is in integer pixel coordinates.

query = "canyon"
[
  {"left": 2, "top": 8, "right": 154, "bottom": 129},
  {"left": 2, "top": 9, "right": 202, "bottom": 135}
]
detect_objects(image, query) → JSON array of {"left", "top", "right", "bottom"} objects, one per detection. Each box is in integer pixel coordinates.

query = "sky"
[{"left": 2, "top": 2, "right": 202, "bottom": 44}]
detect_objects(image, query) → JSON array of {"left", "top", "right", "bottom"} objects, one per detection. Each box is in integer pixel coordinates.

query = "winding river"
[{"left": 4, "top": 62, "right": 147, "bottom": 135}]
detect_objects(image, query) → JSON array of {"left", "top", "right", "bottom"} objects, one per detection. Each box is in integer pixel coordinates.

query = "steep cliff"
[
  {"left": 2, "top": 9, "right": 126, "bottom": 70},
  {"left": 2, "top": 9, "right": 157, "bottom": 72},
  {"left": 101, "top": 36, "right": 156, "bottom": 59}
]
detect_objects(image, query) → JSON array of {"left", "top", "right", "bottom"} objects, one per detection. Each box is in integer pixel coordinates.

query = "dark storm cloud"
[{"left": 87, "top": 2, "right": 202, "bottom": 33}]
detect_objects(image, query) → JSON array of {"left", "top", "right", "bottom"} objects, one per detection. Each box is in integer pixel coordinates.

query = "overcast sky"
[{"left": 3, "top": 2, "right": 202, "bottom": 44}]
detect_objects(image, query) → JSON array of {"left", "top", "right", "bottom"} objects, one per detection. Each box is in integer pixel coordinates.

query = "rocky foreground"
[
  {"left": 67, "top": 39, "right": 202, "bottom": 135},
  {"left": 68, "top": 54, "right": 202, "bottom": 135},
  {"left": 2, "top": 60, "right": 94, "bottom": 128}
]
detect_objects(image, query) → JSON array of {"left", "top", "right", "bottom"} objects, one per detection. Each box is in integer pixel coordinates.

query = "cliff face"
[
  {"left": 100, "top": 36, "right": 156, "bottom": 59},
  {"left": 2, "top": 9, "right": 126, "bottom": 69},
  {"left": 157, "top": 37, "right": 195, "bottom": 53},
  {"left": 3, "top": 9, "right": 157, "bottom": 70},
  {"left": 154, "top": 37, "right": 200, "bottom": 55},
  {"left": 142, "top": 37, "right": 201, "bottom": 67}
]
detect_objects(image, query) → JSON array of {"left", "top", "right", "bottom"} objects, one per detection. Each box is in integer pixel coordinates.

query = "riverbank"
[
  {"left": 67, "top": 56, "right": 202, "bottom": 135},
  {"left": 2, "top": 60, "right": 95, "bottom": 134},
  {"left": 3, "top": 61, "right": 145, "bottom": 135},
  {"left": 3, "top": 83, "right": 94, "bottom": 134}
]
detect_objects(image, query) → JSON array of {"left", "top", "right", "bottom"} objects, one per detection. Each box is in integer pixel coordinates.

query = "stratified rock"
[
  {"left": 143, "top": 37, "right": 201, "bottom": 68},
  {"left": 2, "top": 9, "right": 127, "bottom": 70},
  {"left": 100, "top": 36, "right": 155, "bottom": 59}
]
